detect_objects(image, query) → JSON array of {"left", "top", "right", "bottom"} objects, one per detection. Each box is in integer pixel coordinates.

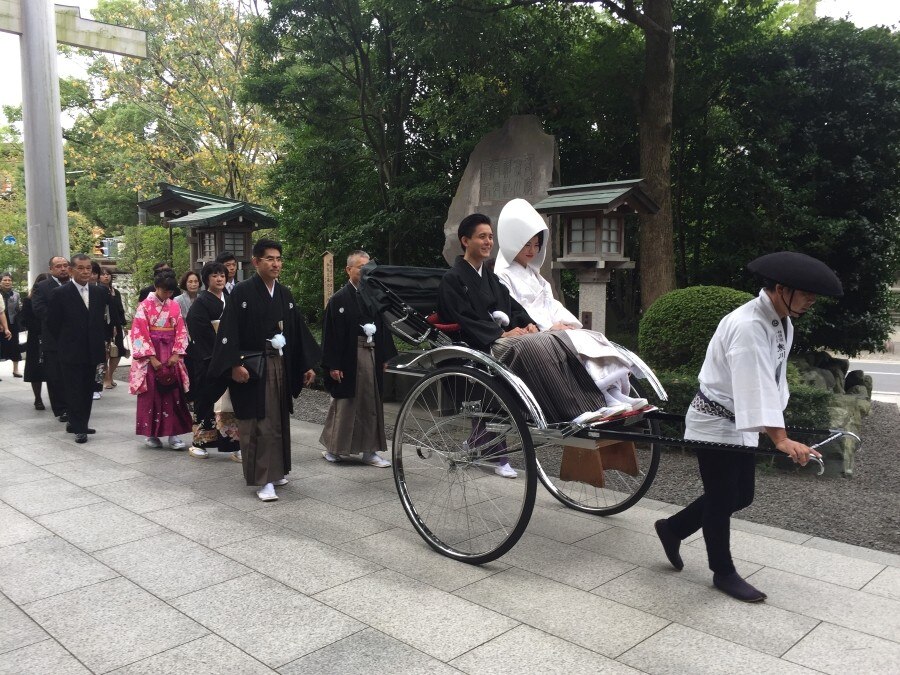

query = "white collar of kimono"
[
  {"left": 494, "top": 198, "right": 549, "bottom": 275},
  {"left": 464, "top": 259, "right": 483, "bottom": 276},
  {"left": 757, "top": 288, "right": 784, "bottom": 323}
]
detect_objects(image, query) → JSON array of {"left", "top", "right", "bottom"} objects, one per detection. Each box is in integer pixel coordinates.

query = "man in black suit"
[
  {"left": 47, "top": 255, "right": 108, "bottom": 443},
  {"left": 215, "top": 251, "right": 238, "bottom": 295},
  {"left": 31, "top": 256, "right": 71, "bottom": 421}
]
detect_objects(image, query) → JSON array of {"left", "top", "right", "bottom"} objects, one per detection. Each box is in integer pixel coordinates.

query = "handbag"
[
  {"left": 239, "top": 351, "right": 265, "bottom": 380},
  {"left": 108, "top": 342, "right": 119, "bottom": 359}
]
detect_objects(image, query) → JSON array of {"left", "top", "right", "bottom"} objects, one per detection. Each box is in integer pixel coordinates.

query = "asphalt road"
[{"left": 850, "top": 359, "right": 900, "bottom": 395}]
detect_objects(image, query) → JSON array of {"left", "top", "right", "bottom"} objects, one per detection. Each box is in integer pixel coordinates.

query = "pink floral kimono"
[{"left": 129, "top": 294, "right": 192, "bottom": 438}]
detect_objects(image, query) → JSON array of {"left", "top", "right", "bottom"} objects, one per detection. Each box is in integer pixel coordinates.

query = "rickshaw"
[{"left": 359, "top": 264, "right": 860, "bottom": 564}]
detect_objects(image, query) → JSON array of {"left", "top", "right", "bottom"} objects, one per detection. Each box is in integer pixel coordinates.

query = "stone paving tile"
[
  {"left": 144, "top": 499, "right": 279, "bottom": 549},
  {"left": 35, "top": 502, "right": 165, "bottom": 553},
  {"left": 110, "top": 635, "right": 276, "bottom": 674},
  {"left": 42, "top": 455, "right": 143, "bottom": 488},
  {"left": 0, "top": 502, "right": 52, "bottom": 548},
  {"left": 802, "top": 536, "right": 900, "bottom": 568},
  {"left": 0, "top": 477, "right": 105, "bottom": 517},
  {"left": 0, "top": 593, "right": 47, "bottom": 655},
  {"left": 730, "top": 518, "right": 814, "bottom": 545},
  {"left": 453, "top": 567, "right": 668, "bottom": 659},
  {"left": 189, "top": 475, "right": 304, "bottom": 513},
  {"left": 0, "top": 453, "right": 53, "bottom": 487},
  {"left": 359, "top": 498, "right": 417, "bottom": 531},
  {"left": 0, "top": 639, "right": 91, "bottom": 674},
  {"left": 284, "top": 474, "right": 398, "bottom": 511},
  {"left": 217, "top": 531, "right": 380, "bottom": 595},
  {"left": 497, "top": 533, "right": 634, "bottom": 591},
  {"left": 278, "top": 628, "right": 458, "bottom": 675},
  {"left": 315, "top": 568, "right": 519, "bottom": 662},
  {"left": 618, "top": 623, "right": 817, "bottom": 675},
  {"left": 131, "top": 455, "right": 245, "bottom": 485},
  {"left": 82, "top": 440, "right": 165, "bottom": 466},
  {"left": 95, "top": 532, "right": 251, "bottom": 600},
  {"left": 450, "top": 624, "right": 642, "bottom": 674},
  {"left": 593, "top": 566, "right": 818, "bottom": 656},
  {"left": 862, "top": 566, "right": 900, "bottom": 601},
  {"left": 25, "top": 577, "right": 207, "bottom": 673},
  {"left": 749, "top": 567, "right": 900, "bottom": 642},
  {"left": 3, "top": 442, "right": 87, "bottom": 466},
  {"left": 575, "top": 525, "right": 763, "bottom": 588},
  {"left": 699, "top": 530, "right": 885, "bottom": 589},
  {"left": 338, "top": 528, "right": 506, "bottom": 592},
  {"left": 87, "top": 475, "right": 204, "bottom": 514},
  {"left": 782, "top": 621, "right": 900, "bottom": 675},
  {"left": 173, "top": 573, "right": 362, "bottom": 668},
  {"left": 0, "top": 536, "right": 117, "bottom": 605},
  {"left": 519, "top": 503, "right": 616, "bottom": 545},
  {"left": 254, "top": 497, "right": 395, "bottom": 546},
  {"left": 299, "top": 456, "right": 401, "bottom": 483}
]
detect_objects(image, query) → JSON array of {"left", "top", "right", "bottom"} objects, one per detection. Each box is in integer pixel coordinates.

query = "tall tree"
[{"left": 65, "top": 0, "right": 279, "bottom": 208}]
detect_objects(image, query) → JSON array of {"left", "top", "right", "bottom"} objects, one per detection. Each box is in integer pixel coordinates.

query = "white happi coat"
[
  {"left": 494, "top": 198, "right": 631, "bottom": 390},
  {"left": 686, "top": 289, "right": 793, "bottom": 447}
]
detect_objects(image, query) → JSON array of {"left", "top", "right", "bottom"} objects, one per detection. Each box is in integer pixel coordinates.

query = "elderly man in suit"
[
  {"left": 31, "top": 256, "right": 71, "bottom": 421},
  {"left": 47, "top": 254, "right": 108, "bottom": 443}
]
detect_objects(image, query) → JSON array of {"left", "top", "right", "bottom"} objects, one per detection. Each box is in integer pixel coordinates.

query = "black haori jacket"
[
  {"left": 321, "top": 282, "right": 397, "bottom": 399},
  {"left": 209, "top": 275, "right": 321, "bottom": 420},
  {"left": 437, "top": 255, "right": 534, "bottom": 353}
]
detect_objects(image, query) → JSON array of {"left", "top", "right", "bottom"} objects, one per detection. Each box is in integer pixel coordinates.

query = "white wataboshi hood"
[{"left": 495, "top": 198, "right": 549, "bottom": 275}]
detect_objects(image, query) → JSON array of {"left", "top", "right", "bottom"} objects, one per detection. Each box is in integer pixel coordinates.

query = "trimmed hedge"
[{"left": 638, "top": 286, "right": 753, "bottom": 372}]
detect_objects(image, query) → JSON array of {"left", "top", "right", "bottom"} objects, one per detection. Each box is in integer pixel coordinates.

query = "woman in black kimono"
[
  {"left": 186, "top": 262, "right": 240, "bottom": 460},
  {"left": 22, "top": 274, "right": 48, "bottom": 409}
]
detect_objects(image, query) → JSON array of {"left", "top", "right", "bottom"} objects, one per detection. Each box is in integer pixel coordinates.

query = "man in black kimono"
[
  {"left": 32, "top": 256, "right": 71, "bottom": 420},
  {"left": 438, "top": 213, "right": 616, "bottom": 436},
  {"left": 186, "top": 261, "right": 240, "bottom": 461},
  {"left": 320, "top": 250, "right": 397, "bottom": 467},
  {"left": 209, "top": 239, "right": 321, "bottom": 501}
]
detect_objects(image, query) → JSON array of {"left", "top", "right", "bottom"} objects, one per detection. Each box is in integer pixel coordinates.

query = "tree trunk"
[{"left": 637, "top": 0, "right": 676, "bottom": 312}]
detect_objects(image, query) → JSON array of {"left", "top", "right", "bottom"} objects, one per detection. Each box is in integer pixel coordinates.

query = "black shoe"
[
  {"left": 13, "top": 373, "right": 22, "bottom": 378},
  {"left": 74, "top": 433, "right": 88, "bottom": 444},
  {"left": 713, "top": 572, "right": 767, "bottom": 602},
  {"left": 66, "top": 425, "right": 95, "bottom": 434},
  {"left": 58, "top": 413, "right": 68, "bottom": 422},
  {"left": 654, "top": 519, "right": 684, "bottom": 571},
  {"left": 34, "top": 400, "right": 46, "bottom": 410}
]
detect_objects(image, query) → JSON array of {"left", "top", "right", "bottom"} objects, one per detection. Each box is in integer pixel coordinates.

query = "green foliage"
[
  {"left": 638, "top": 286, "right": 753, "bottom": 371},
  {"left": 118, "top": 226, "right": 190, "bottom": 298},
  {"left": 674, "top": 17, "right": 900, "bottom": 355},
  {"left": 68, "top": 211, "right": 99, "bottom": 255},
  {"left": 0, "top": 125, "right": 28, "bottom": 279}
]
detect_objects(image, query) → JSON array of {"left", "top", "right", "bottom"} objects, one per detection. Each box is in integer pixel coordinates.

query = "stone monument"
[{"left": 441, "top": 115, "right": 558, "bottom": 282}]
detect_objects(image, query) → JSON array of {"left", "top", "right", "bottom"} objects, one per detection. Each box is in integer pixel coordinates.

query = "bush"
[{"left": 638, "top": 286, "right": 753, "bottom": 372}]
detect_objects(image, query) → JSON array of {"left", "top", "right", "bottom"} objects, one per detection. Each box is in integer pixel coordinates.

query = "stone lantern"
[
  {"left": 138, "top": 183, "right": 276, "bottom": 277},
  {"left": 533, "top": 179, "right": 659, "bottom": 333}
]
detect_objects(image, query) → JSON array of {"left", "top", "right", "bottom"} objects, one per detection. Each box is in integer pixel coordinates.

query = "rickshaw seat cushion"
[{"left": 426, "top": 312, "right": 460, "bottom": 333}]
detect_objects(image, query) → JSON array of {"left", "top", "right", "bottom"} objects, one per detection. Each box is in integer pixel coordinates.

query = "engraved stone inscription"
[{"left": 479, "top": 154, "right": 535, "bottom": 202}]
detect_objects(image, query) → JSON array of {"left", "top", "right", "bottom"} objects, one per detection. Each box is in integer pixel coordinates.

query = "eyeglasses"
[{"left": 259, "top": 256, "right": 283, "bottom": 263}]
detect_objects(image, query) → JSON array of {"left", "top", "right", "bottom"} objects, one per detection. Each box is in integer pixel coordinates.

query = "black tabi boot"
[
  {"left": 654, "top": 519, "right": 684, "bottom": 571},
  {"left": 713, "top": 572, "right": 767, "bottom": 602}
]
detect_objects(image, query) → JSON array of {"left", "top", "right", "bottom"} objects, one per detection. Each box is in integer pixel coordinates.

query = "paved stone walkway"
[{"left": 1, "top": 364, "right": 899, "bottom": 674}]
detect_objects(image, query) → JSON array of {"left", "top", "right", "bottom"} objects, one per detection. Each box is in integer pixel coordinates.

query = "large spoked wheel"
[
  {"left": 535, "top": 382, "right": 661, "bottom": 516},
  {"left": 392, "top": 366, "right": 537, "bottom": 564}
]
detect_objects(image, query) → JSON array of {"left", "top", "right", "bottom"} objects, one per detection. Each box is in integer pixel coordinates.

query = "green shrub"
[{"left": 638, "top": 286, "right": 753, "bottom": 372}]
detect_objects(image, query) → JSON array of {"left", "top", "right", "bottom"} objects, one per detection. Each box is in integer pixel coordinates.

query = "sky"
[{"left": 0, "top": 0, "right": 898, "bottom": 125}]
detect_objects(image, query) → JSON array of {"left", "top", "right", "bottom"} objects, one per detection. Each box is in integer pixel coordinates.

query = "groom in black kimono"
[{"left": 209, "top": 239, "right": 321, "bottom": 501}]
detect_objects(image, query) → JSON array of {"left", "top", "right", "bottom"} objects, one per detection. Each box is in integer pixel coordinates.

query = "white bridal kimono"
[
  {"left": 685, "top": 289, "right": 793, "bottom": 447},
  {"left": 494, "top": 198, "right": 633, "bottom": 393}
]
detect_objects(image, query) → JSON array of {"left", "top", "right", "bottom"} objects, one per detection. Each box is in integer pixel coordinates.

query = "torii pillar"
[{"left": 0, "top": 2, "right": 146, "bottom": 279}]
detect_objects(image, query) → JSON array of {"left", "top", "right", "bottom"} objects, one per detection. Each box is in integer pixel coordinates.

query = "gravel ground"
[{"left": 293, "top": 387, "right": 900, "bottom": 555}]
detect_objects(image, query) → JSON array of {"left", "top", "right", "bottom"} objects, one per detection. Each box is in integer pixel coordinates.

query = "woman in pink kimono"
[{"left": 129, "top": 273, "right": 192, "bottom": 449}]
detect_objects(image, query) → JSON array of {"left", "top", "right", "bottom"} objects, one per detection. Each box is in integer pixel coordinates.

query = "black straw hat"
[{"left": 747, "top": 252, "right": 843, "bottom": 297}]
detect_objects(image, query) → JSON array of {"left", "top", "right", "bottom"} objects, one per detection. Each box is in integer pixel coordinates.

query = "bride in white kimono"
[{"left": 494, "top": 198, "right": 647, "bottom": 415}]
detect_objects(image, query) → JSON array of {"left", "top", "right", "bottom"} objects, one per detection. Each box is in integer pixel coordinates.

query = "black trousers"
[
  {"left": 60, "top": 363, "right": 96, "bottom": 434},
  {"left": 664, "top": 448, "right": 756, "bottom": 575},
  {"left": 42, "top": 351, "right": 67, "bottom": 417}
]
